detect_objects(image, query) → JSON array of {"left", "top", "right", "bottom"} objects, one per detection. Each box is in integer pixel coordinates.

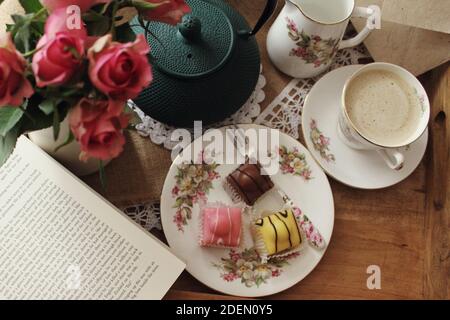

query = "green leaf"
[
  {"left": 99, "top": 2, "right": 112, "bottom": 14},
  {"left": 185, "top": 207, "right": 192, "bottom": 219},
  {"left": 99, "top": 160, "right": 107, "bottom": 190},
  {"left": 6, "top": 23, "right": 14, "bottom": 33},
  {"left": 0, "top": 107, "right": 24, "bottom": 137},
  {"left": 83, "top": 11, "right": 108, "bottom": 23},
  {"left": 10, "top": 14, "right": 33, "bottom": 52},
  {"left": 29, "top": 21, "right": 45, "bottom": 42},
  {"left": 300, "top": 32, "right": 311, "bottom": 44},
  {"left": 38, "top": 99, "right": 54, "bottom": 115},
  {"left": 0, "top": 127, "right": 19, "bottom": 166},
  {"left": 17, "top": 27, "right": 31, "bottom": 52},
  {"left": 86, "top": 16, "right": 111, "bottom": 36},
  {"left": 115, "top": 23, "right": 137, "bottom": 43},
  {"left": 124, "top": 104, "right": 141, "bottom": 127},
  {"left": 54, "top": 131, "right": 74, "bottom": 153},
  {"left": 20, "top": 94, "right": 69, "bottom": 133},
  {"left": 60, "top": 86, "right": 84, "bottom": 97},
  {"left": 18, "top": 96, "right": 49, "bottom": 132},
  {"left": 18, "top": 0, "right": 43, "bottom": 13},
  {"left": 20, "top": 109, "right": 51, "bottom": 132},
  {"left": 53, "top": 106, "right": 60, "bottom": 141},
  {"left": 132, "top": 0, "right": 168, "bottom": 11},
  {"left": 173, "top": 197, "right": 184, "bottom": 208}
]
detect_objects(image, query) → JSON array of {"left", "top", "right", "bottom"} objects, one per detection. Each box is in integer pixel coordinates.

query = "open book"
[{"left": 0, "top": 136, "right": 185, "bottom": 300}]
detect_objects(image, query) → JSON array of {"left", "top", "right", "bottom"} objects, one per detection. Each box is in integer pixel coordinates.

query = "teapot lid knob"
[
  {"left": 178, "top": 15, "right": 202, "bottom": 41},
  {"left": 131, "top": 0, "right": 236, "bottom": 79}
]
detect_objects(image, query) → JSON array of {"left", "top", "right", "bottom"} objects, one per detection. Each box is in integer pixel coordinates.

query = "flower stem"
[
  {"left": 110, "top": 1, "right": 119, "bottom": 39},
  {"left": 33, "top": 7, "right": 47, "bottom": 20},
  {"left": 23, "top": 47, "right": 39, "bottom": 58},
  {"left": 19, "top": 105, "right": 35, "bottom": 124}
]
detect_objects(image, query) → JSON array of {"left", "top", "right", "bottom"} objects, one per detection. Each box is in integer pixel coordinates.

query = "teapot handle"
[{"left": 239, "top": 0, "right": 278, "bottom": 37}]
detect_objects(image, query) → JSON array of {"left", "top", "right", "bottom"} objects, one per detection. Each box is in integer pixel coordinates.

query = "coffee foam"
[{"left": 345, "top": 70, "right": 421, "bottom": 146}]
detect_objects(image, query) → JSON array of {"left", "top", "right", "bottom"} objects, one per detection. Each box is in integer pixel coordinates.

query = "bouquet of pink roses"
[{"left": 0, "top": 0, "right": 190, "bottom": 166}]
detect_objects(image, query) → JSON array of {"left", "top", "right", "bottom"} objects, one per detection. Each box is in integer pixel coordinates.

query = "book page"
[{"left": 0, "top": 136, "right": 185, "bottom": 300}]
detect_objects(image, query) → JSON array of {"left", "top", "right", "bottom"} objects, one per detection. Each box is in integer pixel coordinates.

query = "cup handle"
[
  {"left": 339, "top": 6, "right": 379, "bottom": 50},
  {"left": 376, "top": 149, "right": 405, "bottom": 171}
]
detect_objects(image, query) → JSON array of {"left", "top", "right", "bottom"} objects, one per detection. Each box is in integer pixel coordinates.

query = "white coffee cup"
[{"left": 337, "top": 62, "right": 430, "bottom": 170}]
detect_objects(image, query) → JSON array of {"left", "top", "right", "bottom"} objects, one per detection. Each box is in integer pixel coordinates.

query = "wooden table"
[
  {"left": 0, "top": 0, "right": 446, "bottom": 301},
  {"left": 161, "top": 0, "right": 450, "bottom": 300}
]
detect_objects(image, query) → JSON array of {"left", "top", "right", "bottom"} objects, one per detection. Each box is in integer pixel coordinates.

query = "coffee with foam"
[{"left": 345, "top": 70, "right": 422, "bottom": 146}]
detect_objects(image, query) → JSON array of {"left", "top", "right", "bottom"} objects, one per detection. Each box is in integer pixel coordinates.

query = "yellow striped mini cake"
[{"left": 252, "top": 209, "right": 303, "bottom": 258}]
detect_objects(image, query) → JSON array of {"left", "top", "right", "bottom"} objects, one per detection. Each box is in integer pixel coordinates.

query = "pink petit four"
[{"left": 199, "top": 205, "right": 242, "bottom": 248}]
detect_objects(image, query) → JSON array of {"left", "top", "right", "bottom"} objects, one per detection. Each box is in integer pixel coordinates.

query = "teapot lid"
[{"left": 144, "top": 0, "right": 235, "bottom": 79}]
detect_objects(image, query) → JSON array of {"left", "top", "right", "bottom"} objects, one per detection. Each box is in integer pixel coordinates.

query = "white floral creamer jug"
[{"left": 267, "top": 0, "right": 380, "bottom": 78}]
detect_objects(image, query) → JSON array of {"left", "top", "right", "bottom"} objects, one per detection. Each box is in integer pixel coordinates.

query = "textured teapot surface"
[
  {"left": 132, "top": 0, "right": 276, "bottom": 127},
  {"left": 146, "top": 0, "right": 237, "bottom": 79}
]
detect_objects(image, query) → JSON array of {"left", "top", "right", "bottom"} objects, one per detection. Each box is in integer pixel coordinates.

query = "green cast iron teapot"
[{"left": 132, "top": 0, "right": 277, "bottom": 127}]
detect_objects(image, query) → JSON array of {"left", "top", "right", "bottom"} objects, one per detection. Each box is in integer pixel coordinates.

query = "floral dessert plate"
[
  {"left": 161, "top": 124, "right": 334, "bottom": 297},
  {"left": 302, "top": 65, "right": 428, "bottom": 189}
]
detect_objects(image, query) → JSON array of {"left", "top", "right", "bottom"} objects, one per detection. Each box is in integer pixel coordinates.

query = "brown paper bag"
[
  {"left": 382, "top": 0, "right": 450, "bottom": 34},
  {"left": 352, "top": 0, "right": 450, "bottom": 76}
]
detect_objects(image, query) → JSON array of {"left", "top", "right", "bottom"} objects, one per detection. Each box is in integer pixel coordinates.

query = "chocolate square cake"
[{"left": 225, "top": 163, "right": 274, "bottom": 206}]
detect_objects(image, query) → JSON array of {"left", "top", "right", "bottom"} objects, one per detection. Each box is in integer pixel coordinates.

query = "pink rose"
[
  {"left": 40, "top": 0, "right": 112, "bottom": 12},
  {"left": 88, "top": 34, "right": 152, "bottom": 101},
  {"left": 171, "top": 186, "right": 179, "bottom": 196},
  {"left": 319, "top": 135, "right": 329, "bottom": 145},
  {"left": 223, "top": 273, "right": 238, "bottom": 282},
  {"left": 139, "top": 0, "right": 191, "bottom": 25},
  {"left": 313, "top": 35, "right": 322, "bottom": 41},
  {"left": 272, "top": 269, "right": 281, "bottom": 277},
  {"left": 69, "top": 98, "right": 130, "bottom": 161},
  {"left": 0, "top": 33, "right": 33, "bottom": 107},
  {"left": 32, "top": 9, "right": 87, "bottom": 87},
  {"left": 208, "top": 171, "right": 218, "bottom": 180}
]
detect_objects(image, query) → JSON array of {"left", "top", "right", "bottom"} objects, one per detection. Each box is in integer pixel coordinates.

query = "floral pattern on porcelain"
[
  {"left": 172, "top": 152, "right": 220, "bottom": 232},
  {"left": 278, "top": 145, "right": 312, "bottom": 180},
  {"left": 213, "top": 248, "right": 300, "bottom": 288},
  {"left": 292, "top": 207, "right": 325, "bottom": 249},
  {"left": 414, "top": 87, "right": 427, "bottom": 115},
  {"left": 286, "top": 17, "right": 340, "bottom": 68},
  {"left": 310, "top": 119, "right": 335, "bottom": 163}
]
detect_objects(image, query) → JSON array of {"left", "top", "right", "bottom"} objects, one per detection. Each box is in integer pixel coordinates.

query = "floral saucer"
[
  {"left": 160, "top": 124, "right": 334, "bottom": 297},
  {"left": 301, "top": 65, "right": 428, "bottom": 189}
]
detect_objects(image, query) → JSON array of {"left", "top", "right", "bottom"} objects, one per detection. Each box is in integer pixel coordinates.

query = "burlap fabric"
[{"left": 83, "top": 131, "right": 173, "bottom": 207}]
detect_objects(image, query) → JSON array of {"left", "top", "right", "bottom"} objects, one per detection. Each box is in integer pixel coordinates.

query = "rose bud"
[
  {"left": 0, "top": 33, "right": 33, "bottom": 107},
  {"left": 69, "top": 98, "right": 130, "bottom": 161},
  {"left": 138, "top": 0, "right": 191, "bottom": 25},
  {"left": 40, "top": 0, "right": 112, "bottom": 12},
  {"left": 88, "top": 34, "right": 152, "bottom": 101},
  {"left": 32, "top": 8, "right": 88, "bottom": 87}
]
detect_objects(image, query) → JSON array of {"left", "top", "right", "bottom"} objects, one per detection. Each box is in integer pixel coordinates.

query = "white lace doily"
[
  {"left": 122, "top": 202, "right": 162, "bottom": 231},
  {"left": 254, "top": 46, "right": 370, "bottom": 139},
  {"left": 129, "top": 66, "right": 266, "bottom": 150},
  {"left": 123, "top": 45, "right": 370, "bottom": 232}
]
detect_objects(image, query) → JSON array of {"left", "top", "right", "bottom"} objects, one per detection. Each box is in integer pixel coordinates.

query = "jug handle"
[
  {"left": 339, "top": 6, "right": 379, "bottom": 49},
  {"left": 239, "top": 0, "right": 278, "bottom": 37}
]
